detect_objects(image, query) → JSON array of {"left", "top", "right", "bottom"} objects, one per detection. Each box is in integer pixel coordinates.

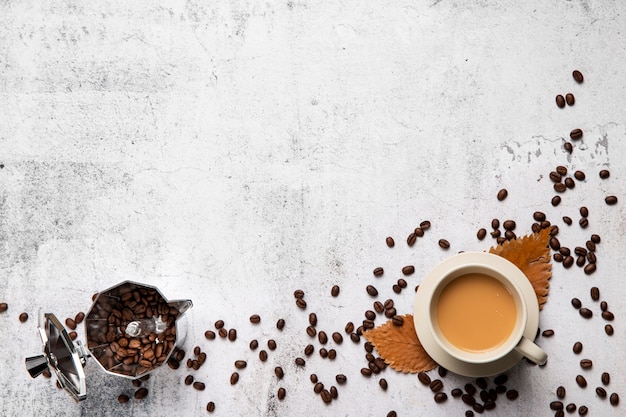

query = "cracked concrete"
[{"left": 1, "top": 0, "right": 626, "bottom": 416}]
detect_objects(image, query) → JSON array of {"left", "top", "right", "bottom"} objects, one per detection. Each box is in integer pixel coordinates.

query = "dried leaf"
[
  {"left": 363, "top": 314, "right": 437, "bottom": 373},
  {"left": 488, "top": 227, "right": 553, "bottom": 309}
]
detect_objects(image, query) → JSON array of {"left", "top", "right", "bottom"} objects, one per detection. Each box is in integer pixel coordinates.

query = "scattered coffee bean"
[
  {"left": 556, "top": 165, "right": 568, "bottom": 175},
  {"left": 418, "top": 372, "right": 431, "bottom": 385},
  {"left": 434, "top": 392, "right": 448, "bottom": 403},
  {"left": 234, "top": 360, "right": 247, "bottom": 369},
  {"left": 462, "top": 394, "right": 476, "bottom": 406},
  {"left": 465, "top": 383, "right": 477, "bottom": 396},
  {"left": 294, "top": 289, "right": 304, "bottom": 299},
  {"left": 497, "top": 189, "right": 508, "bottom": 201},
  {"left": 344, "top": 321, "right": 354, "bottom": 334},
  {"left": 249, "top": 314, "right": 261, "bottom": 324},
  {"left": 134, "top": 387, "right": 149, "bottom": 399},
  {"left": 259, "top": 350, "right": 268, "bottom": 361},
  {"left": 583, "top": 263, "right": 596, "bottom": 275},
  {"left": 576, "top": 375, "right": 587, "bottom": 388},
  {"left": 571, "top": 298, "right": 582, "bottom": 309},
  {"left": 565, "top": 177, "right": 575, "bottom": 189},
  {"left": 477, "top": 228, "right": 487, "bottom": 240},
  {"left": 564, "top": 141, "right": 573, "bottom": 154},
  {"left": 249, "top": 339, "right": 259, "bottom": 350},
  {"left": 579, "top": 308, "right": 592, "bottom": 318},
  {"left": 552, "top": 195, "right": 562, "bottom": 206},
  {"left": 503, "top": 220, "right": 516, "bottom": 231},
  {"left": 392, "top": 284, "right": 401, "bottom": 294},
  {"left": 430, "top": 379, "right": 444, "bottom": 392},
  {"left": 331, "top": 285, "right": 340, "bottom": 297},
  {"left": 387, "top": 412, "right": 397, "bottom": 417},
  {"left": 230, "top": 372, "right": 239, "bottom": 385},
  {"left": 563, "top": 256, "right": 574, "bottom": 268},
  {"left": 570, "top": 128, "right": 583, "bottom": 140},
  {"left": 590, "top": 287, "right": 600, "bottom": 301},
  {"left": 117, "top": 394, "right": 129, "bottom": 404},
  {"left": 332, "top": 332, "right": 343, "bottom": 344},
  {"left": 550, "top": 400, "right": 564, "bottom": 410},
  {"left": 576, "top": 255, "right": 586, "bottom": 267},
  {"left": 596, "top": 387, "right": 607, "bottom": 398},
  {"left": 228, "top": 329, "right": 237, "bottom": 341},
  {"left": 565, "top": 93, "right": 575, "bottom": 106},
  {"left": 566, "top": 403, "right": 577, "bottom": 413},
  {"left": 379, "top": 378, "right": 388, "bottom": 390},
  {"left": 407, "top": 233, "right": 417, "bottom": 246},
  {"left": 420, "top": 220, "right": 431, "bottom": 230},
  {"left": 605, "top": 195, "right": 618, "bottom": 205},
  {"left": 602, "top": 372, "right": 610, "bottom": 385},
  {"left": 304, "top": 344, "right": 314, "bottom": 356},
  {"left": 402, "top": 265, "right": 415, "bottom": 276},
  {"left": 296, "top": 299, "right": 307, "bottom": 309},
  {"left": 184, "top": 375, "right": 194, "bottom": 385},
  {"left": 506, "top": 389, "right": 519, "bottom": 400},
  {"left": 206, "top": 402, "right": 216, "bottom": 412},
  {"left": 392, "top": 315, "right": 404, "bottom": 326},
  {"left": 556, "top": 95, "right": 566, "bottom": 108},
  {"left": 554, "top": 182, "right": 567, "bottom": 193},
  {"left": 295, "top": 357, "right": 305, "bottom": 367},
  {"left": 580, "top": 359, "right": 593, "bottom": 369},
  {"left": 557, "top": 386, "right": 566, "bottom": 399},
  {"left": 19, "top": 312, "right": 28, "bottom": 323},
  {"left": 599, "top": 169, "right": 610, "bottom": 179},
  {"left": 414, "top": 227, "right": 425, "bottom": 237},
  {"left": 366, "top": 285, "right": 378, "bottom": 296},
  {"left": 276, "top": 318, "right": 285, "bottom": 330},
  {"left": 0, "top": 303, "right": 7, "bottom": 313},
  {"left": 550, "top": 237, "right": 561, "bottom": 250},
  {"left": 550, "top": 171, "right": 563, "bottom": 183},
  {"left": 215, "top": 320, "right": 225, "bottom": 329},
  {"left": 610, "top": 393, "right": 620, "bottom": 406},
  {"left": 276, "top": 387, "right": 286, "bottom": 400},
  {"left": 542, "top": 329, "right": 555, "bottom": 337},
  {"left": 491, "top": 218, "right": 500, "bottom": 229},
  {"left": 360, "top": 368, "right": 372, "bottom": 377},
  {"left": 563, "top": 216, "right": 572, "bottom": 225},
  {"left": 204, "top": 330, "right": 216, "bottom": 340},
  {"left": 386, "top": 236, "right": 395, "bottom": 247},
  {"left": 573, "top": 342, "right": 583, "bottom": 354},
  {"left": 572, "top": 70, "right": 584, "bottom": 83},
  {"left": 580, "top": 206, "right": 589, "bottom": 218},
  {"left": 438, "top": 239, "right": 450, "bottom": 249},
  {"left": 373, "top": 267, "right": 384, "bottom": 277},
  {"left": 602, "top": 310, "right": 615, "bottom": 321},
  {"left": 335, "top": 374, "right": 347, "bottom": 385},
  {"left": 578, "top": 405, "right": 588, "bottom": 415}
]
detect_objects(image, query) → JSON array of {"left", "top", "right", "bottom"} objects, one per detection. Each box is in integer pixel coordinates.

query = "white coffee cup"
[{"left": 414, "top": 252, "right": 547, "bottom": 377}]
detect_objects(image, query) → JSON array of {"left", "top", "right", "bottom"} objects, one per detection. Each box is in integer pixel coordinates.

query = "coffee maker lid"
[{"left": 25, "top": 312, "right": 87, "bottom": 401}]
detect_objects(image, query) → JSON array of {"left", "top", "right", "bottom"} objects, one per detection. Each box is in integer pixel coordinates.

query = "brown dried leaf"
[
  {"left": 363, "top": 314, "right": 437, "bottom": 373},
  {"left": 488, "top": 227, "right": 553, "bottom": 309}
]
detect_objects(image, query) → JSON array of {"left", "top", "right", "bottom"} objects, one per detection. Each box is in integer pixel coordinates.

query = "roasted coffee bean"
[
  {"left": 306, "top": 326, "right": 316, "bottom": 337},
  {"left": 566, "top": 403, "right": 577, "bottom": 413},
  {"left": 600, "top": 301, "right": 608, "bottom": 312},
  {"left": 580, "top": 359, "right": 593, "bottom": 369},
  {"left": 563, "top": 256, "right": 574, "bottom": 268},
  {"left": 364, "top": 310, "right": 376, "bottom": 320},
  {"left": 542, "top": 329, "right": 555, "bottom": 337},
  {"left": 590, "top": 287, "right": 600, "bottom": 301},
  {"left": 564, "top": 141, "right": 573, "bottom": 154},
  {"left": 573, "top": 341, "right": 583, "bottom": 354},
  {"left": 420, "top": 220, "right": 431, "bottom": 230},
  {"left": 294, "top": 289, "right": 305, "bottom": 299},
  {"left": 319, "top": 348, "right": 328, "bottom": 359},
  {"left": 462, "top": 394, "right": 476, "bottom": 406},
  {"left": 504, "top": 230, "right": 515, "bottom": 240},
  {"left": 386, "top": 412, "right": 397, "bottom": 417},
  {"left": 132, "top": 379, "right": 142, "bottom": 388},
  {"left": 332, "top": 332, "right": 343, "bottom": 344},
  {"left": 335, "top": 374, "right": 347, "bottom": 385},
  {"left": 572, "top": 70, "right": 584, "bottom": 83},
  {"left": 167, "top": 358, "right": 180, "bottom": 370},
  {"left": 64, "top": 318, "right": 77, "bottom": 330},
  {"left": 344, "top": 321, "right": 354, "bottom": 334},
  {"left": 491, "top": 218, "right": 500, "bottom": 229},
  {"left": 506, "top": 389, "right": 519, "bottom": 400},
  {"left": 583, "top": 263, "right": 596, "bottom": 275},
  {"left": 552, "top": 195, "right": 562, "bottom": 206},
  {"left": 550, "top": 237, "right": 561, "bottom": 250},
  {"left": 184, "top": 374, "right": 194, "bottom": 385},
  {"left": 579, "top": 308, "right": 592, "bottom": 318},
  {"left": 68, "top": 331, "right": 77, "bottom": 341},
  {"left": 602, "top": 372, "right": 610, "bottom": 385},
  {"left": 217, "top": 328, "right": 227, "bottom": 338},
  {"left": 206, "top": 402, "right": 216, "bottom": 412},
  {"left": 556, "top": 95, "right": 566, "bottom": 108},
  {"left": 407, "top": 232, "right": 417, "bottom": 246},
  {"left": 493, "top": 374, "right": 507, "bottom": 386},
  {"left": 19, "top": 312, "right": 28, "bottom": 323},
  {"left": 503, "top": 220, "right": 516, "bottom": 231},
  {"left": 605, "top": 195, "right": 618, "bottom": 205},
  {"left": 579, "top": 206, "right": 589, "bottom": 218},
  {"left": 318, "top": 331, "right": 328, "bottom": 344},
  {"left": 550, "top": 171, "right": 563, "bottom": 183},
  {"left": 377, "top": 378, "right": 388, "bottom": 390},
  {"left": 565, "top": 93, "right": 575, "bottom": 106},
  {"left": 308, "top": 312, "right": 318, "bottom": 326},
  {"left": 477, "top": 228, "right": 487, "bottom": 240},
  {"left": 414, "top": 227, "right": 425, "bottom": 237},
  {"left": 214, "top": 320, "right": 225, "bottom": 329},
  {"left": 295, "top": 357, "right": 305, "bottom": 367},
  {"left": 576, "top": 255, "right": 586, "bottom": 267},
  {"left": 363, "top": 319, "right": 374, "bottom": 329},
  {"left": 576, "top": 375, "right": 587, "bottom": 388},
  {"left": 602, "top": 310, "right": 615, "bottom": 321},
  {"left": 310, "top": 374, "right": 318, "bottom": 384},
  {"left": 275, "top": 387, "right": 286, "bottom": 400},
  {"left": 571, "top": 297, "right": 582, "bottom": 309},
  {"left": 295, "top": 298, "right": 307, "bottom": 309},
  {"left": 438, "top": 239, "right": 450, "bottom": 249},
  {"left": 366, "top": 285, "right": 378, "bottom": 296},
  {"left": 360, "top": 368, "right": 372, "bottom": 377},
  {"left": 234, "top": 360, "right": 247, "bottom": 369},
  {"left": 570, "top": 129, "right": 583, "bottom": 140},
  {"left": 134, "top": 387, "right": 149, "bottom": 399},
  {"left": 578, "top": 405, "right": 588, "bottom": 415},
  {"left": 610, "top": 393, "right": 619, "bottom": 406},
  {"left": 556, "top": 165, "right": 568, "bottom": 175},
  {"left": 204, "top": 330, "right": 216, "bottom": 340},
  {"left": 550, "top": 401, "right": 564, "bottom": 410},
  {"left": 418, "top": 372, "right": 431, "bottom": 385},
  {"left": 117, "top": 394, "right": 130, "bottom": 404},
  {"left": 553, "top": 253, "right": 563, "bottom": 262},
  {"left": 193, "top": 346, "right": 201, "bottom": 356},
  {"left": 230, "top": 372, "right": 239, "bottom": 385},
  {"left": 434, "top": 392, "right": 448, "bottom": 403},
  {"left": 599, "top": 169, "right": 610, "bottom": 179},
  {"left": 586, "top": 241, "right": 596, "bottom": 253},
  {"left": 259, "top": 350, "right": 268, "bottom": 361},
  {"left": 465, "top": 383, "right": 477, "bottom": 396},
  {"left": 267, "top": 339, "right": 277, "bottom": 350},
  {"left": 430, "top": 379, "right": 444, "bottom": 392},
  {"left": 437, "top": 367, "right": 447, "bottom": 378},
  {"left": 475, "top": 378, "right": 487, "bottom": 390},
  {"left": 596, "top": 387, "right": 607, "bottom": 398},
  {"left": 554, "top": 183, "right": 567, "bottom": 193},
  {"left": 249, "top": 314, "right": 261, "bottom": 324},
  {"left": 249, "top": 339, "right": 259, "bottom": 350},
  {"left": 276, "top": 318, "right": 285, "bottom": 330},
  {"left": 574, "top": 170, "right": 586, "bottom": 181},
  {"left": 373, "top": 267, "right": 384, "bottom": 277},
  {"left": 0, "top": 303, "right": 7, "bottom": 313},
  {"left": 451, "top": 388, "right": 463, "bottom": 397},
  {"left": 402, "top": 265, "right": 415, "bottom": 276},
  {"left": 557, "top": 386, "right": 566, "bottom": 399},
  {"left": 497, "top": 189, "right": 508, "bottom": 201},
  {"left": 373, "top": 301, "right": 384, "bottom": 314},
  {"left": 313, "top": 382, "right": 324, "bottom": 393},
  {"left": 392, "top": 315, "right": 404, "bottom": 326},
  {"left": 565, "top": 177, "right": 575, "bottom": 189},
  {"left": 304, "top": 344, "right": 314, "bottom": 356},
  {"left": 330, "top": 285, "right": 340, "bottom": 297},
  {"left": 386, "top": 237, "right": 395, "bottom": 247},
  {"left": 228, "top": 329, "right": 237, "bottom": 341}
]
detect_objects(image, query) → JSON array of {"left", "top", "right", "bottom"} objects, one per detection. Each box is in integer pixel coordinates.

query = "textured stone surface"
[{"left": 1, "top": 1, "right": 625, "bottom": 416}]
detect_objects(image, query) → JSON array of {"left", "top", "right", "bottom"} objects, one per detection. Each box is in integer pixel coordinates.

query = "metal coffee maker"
[{"left": 25, "top": 280, "right": 193, "bottom": 401}]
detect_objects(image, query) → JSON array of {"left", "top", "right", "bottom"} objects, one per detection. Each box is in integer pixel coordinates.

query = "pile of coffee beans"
[{"left": 84, "top": 283, "right": 180, "bottom": 377}]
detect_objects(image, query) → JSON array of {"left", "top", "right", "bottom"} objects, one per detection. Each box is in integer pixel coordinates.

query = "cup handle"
[{"left": 514, "top": 336, "right": 547, "bottom": 365}]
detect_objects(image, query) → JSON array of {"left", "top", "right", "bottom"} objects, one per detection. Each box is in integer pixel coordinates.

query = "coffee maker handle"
[{"left": 515, "top": 336, "right": 547, "bottom": 365}]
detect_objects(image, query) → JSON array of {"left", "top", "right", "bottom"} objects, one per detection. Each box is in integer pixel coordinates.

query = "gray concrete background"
[{"left": 1, "top": 0, "right": 626, "bottom": 416}]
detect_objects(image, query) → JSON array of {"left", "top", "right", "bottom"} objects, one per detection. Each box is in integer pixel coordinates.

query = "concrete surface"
[{"left": 1, "top": 0, "right": 626, "bottom": 416}]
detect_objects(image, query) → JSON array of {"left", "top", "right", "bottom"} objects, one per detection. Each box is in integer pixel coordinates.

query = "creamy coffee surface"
[{"left": 436, "top": 273, "right": 517, "bottom": 352}]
